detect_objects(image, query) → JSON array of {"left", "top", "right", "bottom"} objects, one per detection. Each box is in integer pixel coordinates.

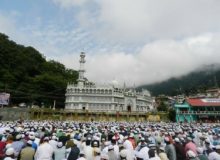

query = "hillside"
[
  {"left": 0, "top": 33, "right": 78, "bottom": 108},
  {"left": 140, "top": 65, "right": 220, "bottom": 96}
]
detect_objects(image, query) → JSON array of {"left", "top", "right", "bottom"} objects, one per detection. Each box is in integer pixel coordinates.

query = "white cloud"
[
  {"left": 58, "top": 33, "right": 220, "bottom": 86},
  {"left": 73, "top": 0, "right": 220, "bottom": 43}
]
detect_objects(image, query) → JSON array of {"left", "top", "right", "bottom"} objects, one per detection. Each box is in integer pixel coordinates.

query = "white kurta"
[
  {"left": 34, "top": 142, "right": 54, "bottom": 160},
  {"left": 83, "top": 145, "right": 94, "bottom": 160}
]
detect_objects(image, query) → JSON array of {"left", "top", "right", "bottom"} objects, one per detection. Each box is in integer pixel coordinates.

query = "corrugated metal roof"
[{"left": 187, "top": 98, "right": 220, "bottom": 107}]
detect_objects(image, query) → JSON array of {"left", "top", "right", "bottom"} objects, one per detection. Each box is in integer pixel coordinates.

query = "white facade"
[{"left": 65, "top": 52, "right": 154, "bottom": 113}]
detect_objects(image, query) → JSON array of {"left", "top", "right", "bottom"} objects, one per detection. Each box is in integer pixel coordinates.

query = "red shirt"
[{"left": 0, "top": 141, "right": 6, "bottom": 158}]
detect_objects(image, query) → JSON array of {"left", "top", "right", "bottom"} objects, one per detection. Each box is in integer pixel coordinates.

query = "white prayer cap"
[
  {"left": 108, "top": 145, "right": 114, "bottom": 150},
  {"left": 148, "top": 143, "right": 155, "bottom": 148},
  {"left": 187, "top": 150, "right": 196, "bottom": 158},
  {"left": 129, "top": 133, "right": 134, "bottom": 137},
  {"left": 87, "top": 137, "right": 91, "bottom": 141},
  {"left": 104, "top": 141, "right": 111, "bottom": 146},
  {"left": 5, "top": 148, "right": 14, "bottom": 156},
  {"left": 216, "top": 145, "right": 220, "bottom": 149},
  {"left": 16, "top": 127, "right": 23, "bottom": 132},
  {"left": 100, "top": 154, "right": 109, "bottom": 160},
  {"left": 5, "top": 144, "right": 12, "bottom": 149},
  {"left": 43, "top": 137, "right": 49, "bottom": 141},
  {"left": 140, "top": 137, "right": 145, "bottom": 141},
  {"left": 205, "top": 139, "right": 210, "bottom": 144},
  {"left": 120, "top": 149, "right": 127, "bottom": 158},
  {"left": 187, "top": 137, "right": 192, "bottom": 141},
  {"left": 29, "top": 135, "right": 35, "bottom": 140},
  {"left": 159, "top": 146, "right": 165, "bottom": 151},
  {"left": 197, "top": 147, "right": 203, "bottom": 154},
  {"left": 16, "top": 134, "right": 22, "bottom": 140},
  {"left": 52, "top": 136, "right": 57, "bottom": 140},
  {"left": 174, "top": 137, "right": 180, "bottom": 143},
  {"left": 27, "top": 140, "right": 33, "bottom": 145},
  {"left": 118, "top": 139, "right": 123, "bottom": 144}
]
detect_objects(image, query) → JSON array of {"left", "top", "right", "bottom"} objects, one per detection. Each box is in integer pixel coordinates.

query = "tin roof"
[{"left": 187, "top": 98, "right": 220, "bottom": 107}]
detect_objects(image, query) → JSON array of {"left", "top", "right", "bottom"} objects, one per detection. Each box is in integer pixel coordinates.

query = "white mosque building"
[{"left": 65, "top": 52, "right": 154, "bottom": 113}]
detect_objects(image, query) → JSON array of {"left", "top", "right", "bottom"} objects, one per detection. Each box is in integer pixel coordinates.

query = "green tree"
[
  {"left": 168, "top": 108, "right": 176, "bottom": 122},
  {"left": 0, "top": 32, "right": 78, "bottom": 108},
  {"left": 157, "top": 101, "right": 168, "bottom": 111}
]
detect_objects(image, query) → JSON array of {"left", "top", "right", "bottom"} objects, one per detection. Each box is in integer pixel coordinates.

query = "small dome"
[
  {"left": 111, "top": 80, "right": 119, "bottom": 87},
  {"left": 142, "top": 89, "right": 151, "bottom": 96}
]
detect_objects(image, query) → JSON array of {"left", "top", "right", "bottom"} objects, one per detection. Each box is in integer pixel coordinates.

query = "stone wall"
[
  {"left": 0, "top": 108, "right": 30, "bottom": 121},
  {"left": 0, "top": 108, "right": 169, "bottom": 122}
]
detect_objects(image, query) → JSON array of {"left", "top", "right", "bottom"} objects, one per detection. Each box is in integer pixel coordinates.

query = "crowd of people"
[{"left": 0, "top": 121, "right": 220, "bottom": 160}]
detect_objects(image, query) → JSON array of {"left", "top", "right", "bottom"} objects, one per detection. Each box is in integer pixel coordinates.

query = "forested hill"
[
  {"left": 139, "top": 65, "right": 220, "bottom": 96},
  {"left": 0, "top": 33, "right": 78, "bottom": 108}
]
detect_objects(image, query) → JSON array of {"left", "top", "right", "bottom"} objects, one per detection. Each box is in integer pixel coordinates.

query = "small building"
[
  {"left": 206, "top": 88, "right": 220, "bottom": 98},
  {"left": 65, "top": 52, "right": 154, "bottom": 113},
  {"left": 175, "top": 98, "right": 220, "bottom": 122}
]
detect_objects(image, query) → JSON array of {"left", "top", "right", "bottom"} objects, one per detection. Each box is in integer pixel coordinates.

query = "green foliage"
[
  {"left": 140, "top": 65, "right": 220, "bottom": 96},
  {"left": 157, "top": 101, "right": 168, "bottom": 112},
  {"left": 0, "top": 33, "right": 78, "bottom": 108}
]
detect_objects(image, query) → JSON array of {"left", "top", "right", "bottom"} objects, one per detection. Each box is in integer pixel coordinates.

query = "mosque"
[{"left": 65, "top": 52, "right": 154, "bottom": 113}]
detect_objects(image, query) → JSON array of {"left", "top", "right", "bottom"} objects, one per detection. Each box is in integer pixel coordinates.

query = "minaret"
[{"left": 77, "top": 52, "right": 86, "bottom": 87}]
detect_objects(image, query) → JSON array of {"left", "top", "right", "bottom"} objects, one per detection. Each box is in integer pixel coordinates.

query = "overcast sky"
[{"left": 0, "top": 0, "right": 220, "bottom": 86}]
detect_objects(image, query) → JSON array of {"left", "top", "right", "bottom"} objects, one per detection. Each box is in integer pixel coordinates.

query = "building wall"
[{"left": 65, "top": 85, "right": 153, "bottom": 113}]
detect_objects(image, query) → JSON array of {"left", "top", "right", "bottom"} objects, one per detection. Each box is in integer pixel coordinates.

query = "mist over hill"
[{"left": 139, "top": 64, "right": 220, "bottom": 96}]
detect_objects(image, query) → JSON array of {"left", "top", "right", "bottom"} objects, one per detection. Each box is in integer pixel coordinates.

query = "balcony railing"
[{"left": 177, "top": 111, "right": 220, "bottom": 115}]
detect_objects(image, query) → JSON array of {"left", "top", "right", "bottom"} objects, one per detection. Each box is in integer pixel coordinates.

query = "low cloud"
[{"left": 58, "top": 33, "right": 220, "bottom": 86}]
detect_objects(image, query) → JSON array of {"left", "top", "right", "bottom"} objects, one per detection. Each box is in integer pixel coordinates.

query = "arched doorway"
[{"left": 127, "top": 105, "right": 131, "bottom": 112}]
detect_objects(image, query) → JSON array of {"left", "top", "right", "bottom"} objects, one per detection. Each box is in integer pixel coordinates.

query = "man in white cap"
[
  {"left": 208, "top": 145, "right": 220, "bottom": 160},
  {"left": 123, "top": 136, "right": 135, "bottom": 159},
  {"left": 186, "top": 150, "right": 200, "bottom": 160},
  {"left": 28, "top": 134, "right": 38, "bottom": 151},
  {"left": 34, "top": 137, "right": 53, "bottom": 160},
  {"left": 174, "top": 137, "right": 185, "bottom": 160},
  {"left": 185, "top": 137, "right": 197, "bottom": 156},
  {"left": 158, "top": 146, "right": 169, "bottom": 160},
  {"left": 196, "top": 147, "right": 208, "bottom": 160},
  {"left": 83, "top": 137, "right": 94, "bottom": 160},
  {"left": 107, "top": 145, "right": 117, "bottom": 160},
  {"left": 135, "top": 137, "right": 149, "bottom": 160},
  {"left": 11, "top": 134, "right": 25, "bottom": 158},
  {"left": 148, "top": 149, "right": 160, "bottom": 160},
  {"left": 4, "top": 147, "right": 15, "bottom": 160},
  {"left": 49, "top": 136, "right": 58, "bottom": 151},
  {"left": 119, "top": 149, "right": 127, "bottom": 160},
  {"left": 54, "top": 142, "right": 66, "bottom": 160},
  {"left": 77, "top": 151, "right": 86, "bottom": 160},
  {"left": 100, "top": 153, "right": 109, "bottom": 160},
  {"left": 120, "top": 144, "right": 135, "bottom": 160},
  {"left": 164, "top": 137, "right": 176, "bottom": 160}
]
